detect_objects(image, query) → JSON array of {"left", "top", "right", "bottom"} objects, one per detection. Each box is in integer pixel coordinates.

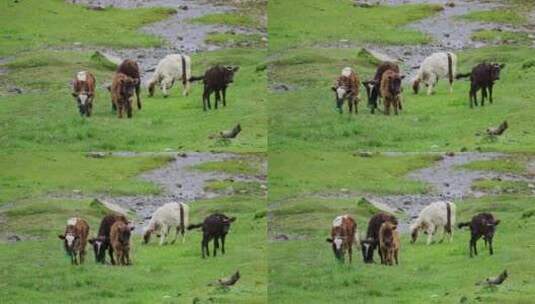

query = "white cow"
[
  {"left": 411, "top": 52, "right": 457, "bottom": 95},
  {"left": 410, "top": 201, "right": 456, "bottom": 245},
  {"left": 143, "top": 202, "right": 190, "bottom": 246},
  {"left": 147, "top": 54, "right": 192, "bottom": 97}
]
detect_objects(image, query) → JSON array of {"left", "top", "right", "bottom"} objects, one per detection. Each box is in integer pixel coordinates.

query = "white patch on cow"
[
  {"left": 78, "top": 94, "right": 88, "bottom": 105},
  {"left": 77, "top": 71, "right": 87, "bottom": 82},
  {"left": 65, "top": 234, "right": 75, "bottom": 246},
  {"left": 67, "top": 218, "right": 78, "bottom": 226},
  {"left": 96, "top": 241, "right": 101, "bottom": 253},
  {"left": 363, "top": 243, "right": 370, "bottom": 256},
  {"left": 332, "top": 216, "right": 344, "bottom": 227},
  {"left": 341, "top": 67, "right": 352, "bottom": 77},
  {"left": 336, "top": 87, "right": 346, "bottom": 99},
  {"left": 334, "top": 237, "right": 343, "bottom": 250}
]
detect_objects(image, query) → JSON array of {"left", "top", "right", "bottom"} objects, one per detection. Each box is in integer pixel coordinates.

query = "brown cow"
[
  {"left": 362, "top": 62, "right": 400, "bottom": 114},
  {"left": 110, "top": 221, "right": 132, "bottom": 266},
  {"left": 58, "top": 217, "right": 90, "bottom": 265},
  {"left": 361, "top": 212, "right": 398, "bottom": 264},
  {"left": 331, "top": 67, "right": 360, "bottom": 114},
  {"left": 110, "top": 73, "right": 139, "bottom": 118},
  {"left": 379, "top": 221, "right": 400, "bottom": 266},
  {"left": 116, "top": 59, "right": 142, "bottom": 110},
  {"left": 380, "top": 69, "right": 405, "bottom": 115},
  {"left": 71, "top": 71, "right": 96, "bottom": 117},
  {"left": 89, "top": 214, "right": 132, "bottom": 264},
  {"left": 325, "top": 215, "right": 359, "bottom": 263}
]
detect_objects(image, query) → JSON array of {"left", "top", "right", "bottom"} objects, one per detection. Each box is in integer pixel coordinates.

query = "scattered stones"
[
  {"left": 445, "top": 1, "right": 455, "bottom": 8},
  {"left": 86, "top": 152, "right": 109, "bottom": 158},
  {"left": 178, "top": 5, "right": 188, "bottom": 10},
  {"left": 7, "top": 234, "right": 21, "bottom": 242}
]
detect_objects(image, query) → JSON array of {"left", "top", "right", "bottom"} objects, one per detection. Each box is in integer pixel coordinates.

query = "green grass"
[
  {"left": 269, "top": 151, "right": 440, "bottom": 201},
  {"left": 206, "top": 33, "right": 266, "bottom": 48},
  {"left": 192, "top": 156, "right": 264, "bottom": 175},
  {"left": 0, "top": 48, "right": 267, "bottom": 152},
  {"left": 460, "top": 157, "right": 529, "bottom": 174},
  {"left": 192, "top": 13, "right": 260, "bottom": 28},
  {"left": 268, "top": 0, "right": 441, "bottom": 51},
  {"left": 459, "top": 9, "right": 527, "bottom": 26},
  {"left": 269, "top": 45, "right": 535, "bottom": 152},
  {"left": 0, "top": 196, "right": 267, "bottom": 303},
  {"left": 205, "top": 180, "right": 265, "bottom": 197},
  {"left": 472, "top": 30, "right": 532, "bottom": 45},
  {"left": 0, "top": 152, "right": 171, "bottom": 205},
  {"left": 269, "top": 195, "right": 535, "bottom": 303},
  {"left": 471, "top": 179, "right": 533, "bottom": 195},
  {"left": 0, "top": 0, "right": 175, "bottom": 57}
]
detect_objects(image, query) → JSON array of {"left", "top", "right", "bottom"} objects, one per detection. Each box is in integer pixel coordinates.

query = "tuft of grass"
[
  {"left": 192, "top": 156, "right": 264, "bottom": 175},
  {"left": 191, "top": 13, "right": 259, "bottom": 28},
  {"left": 471, "top": 179, "right": 533, "bottom": 195},
  {"left": 205, "top": 32, "right": 266, "bottom": 48},
  {"left": 0, "top": 0, "right": 175, "bottom": 56},
  {"left": 459, "top": 9, "right": 527, "bottom": 25},
  {"left": 460, "top": 157, "right": 528, "bottom": 174}
]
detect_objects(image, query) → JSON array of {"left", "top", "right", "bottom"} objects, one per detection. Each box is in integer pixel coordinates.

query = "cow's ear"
[
  {"left": 58, "top": 234, "right": 65, "bottom": 240},
  {"left": 133, "top": 78, "right": 140, "bottom": 85},
  {"left": 331, "top": 86, "right": 336, "bottom": 92},
  {"left": 400, "top": 75, "right": 406, "bottom": 80},
  {"left": 71, "top": 92, "right": 77, "bottom": 98},
  {"left": 326, "top": 238, "right": 333, "bottom": 243},
  {"left": 88, "top": 238, "right": 95, "bottom": 244},
  {"left": 233, "top": 66, "right": 240, "bottom": 72},
  {"left": 392, "top": 225, "right": 398, "bottom": 230},
  {"left": 494, "top": 219, "right": 501, "bottom": 226},
  {"left": 228, "top": 216, "right": 237, "bottom": 223},
  {"left": 499, "top": 63, "right": 505, "bottom": 69}
]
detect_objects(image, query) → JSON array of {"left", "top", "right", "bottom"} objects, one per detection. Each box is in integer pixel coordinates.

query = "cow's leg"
[
  {"left": 481, "top": 87, "right": 487, "bottom": 106},
  {"left": 215, "top": 90, "right": 221, "bottom": 109},
  {"left": 117, "top": 104, "right": 123, "bottom": 118},
  {"left": 384, "top": 99, "right": 390, "bottom": 116},
  {"left": 489, "top": 85, "right": 494, "bottom": 104},
  {"left": 394, "top": 250, "right": 399, "bottom": 265},
  {"left": 109, "top": 247, "right": 116, "bottom": 265},
  {"left": 171, "top": 226, "right": 179, "bottom": 244},
  {"left": 161, "top": 78, "right": 170, "bottom": 98},
  {"left": 221, "top": 234, "right": 226, "bottom": 255},
  {"left": 202, "top": 89, "right": 207, "bottom": 111},
  {"left": 222, "top": 87, "right": 227, "bottom": 107},
  {"left": 348, "top": 97, "right": 353, "bottom": 114},
  {"left": 394, "top": 98, "right": 399, "bottom": 115},
  {"left": 426, "top": 224, "right": 435, "bottom": 245},
  {"left": 80, "top": 249, "right": 85, "bottom": 264},
  {"left": 159, "top": 225, "right": 167, "bottom": 246},
  {"left": 135, "top": 82, "right": 141, "bottom": 110},
  {"left": 348, "top": 244, "right": 353, "bottom": 264},
  {"left": 126, "top": 100, "right": 133, "bottom": 119},
  {"left": 201, "top": 239, "right": 206, "bottom": 258},
  {"left": 213, "top": 238, "right": 219, "bottom": 257},
  {"left": 489, "top": 237, "right": 494, "bottom": 255}
]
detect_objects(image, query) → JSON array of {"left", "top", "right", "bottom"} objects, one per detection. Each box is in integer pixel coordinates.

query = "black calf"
[
  {"left": 188, "top": 213, "right": 236, "bottom": 258},
  {"left": 458, "top": 212, "right": 500, "bottom": 257}
]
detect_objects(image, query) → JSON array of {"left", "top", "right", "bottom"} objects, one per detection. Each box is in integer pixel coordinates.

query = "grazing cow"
[
  {"left": 412, "top": 52, "right": 457, "bottom": 95},
  {"left": 379, "top": 221, "right": 400, "bottom": 266},
  {"left": 110, "top": 73, "right": 139, "bottom": 118},
  {"left": 458, "top": 212, "right": 500, "bottom": 257},
  {"left": 362, "top": 62, "right": 400, "bottom": 114},
  {"left": 188, "top": 213, "right": 236, "bottom": 258},
  {"left": 410, "top": 201, "right": 456, "bottom": 245},
  {"left": 147, "top": 54, "right": 192, "bottom": 97},
  {"left": 72, "top": 71, "right": 96, "bottom": 117},
  {"left": 89, "top": 214, "right": 132, "bottom": 265},
  {"left": 110, "top": 221, "right": 132, "bottom": 266},
  {"left": 361, "top": 212, "right": 398, "bottom": 263},
  {"left": 325, "top": 215, "right": 359, "bottom": 263},
  {"left": 58, "top": 217, "right": 90, "bottom": 265},
  {"left": 189, "top": 65, "right": 239, "bottom": 111},
  {"left": 331, "top": 67, "right": 361, "bottom": 114},
  {"left": 143, "top": 202, "right": 190, "bottom": 246},
  {"left": 116, "top": 59, "right": 142, "bottom": 110},
  {"left": 457, "top": 63, "right": 505, "bottom": 108},
  {"left": 380, "top": 69, "right": 405, "bottom": 115}
]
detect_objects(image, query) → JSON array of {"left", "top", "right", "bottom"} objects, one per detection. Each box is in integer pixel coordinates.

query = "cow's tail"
[
  {"left": 187, "top": 223, "right": 203, "bottom": 230},
  {"left": 188, "top": 76, "right": 204, "bottom": 82},
  {"left": 457, "top": 222, "right": 470, "bottom": 229},
  {"left": 179, "top": 203, "right": 185, "bottom": 236},
  {"left": 445, "top": 202, "right": 452, "bottom": 234},
  {"left": 455, "top": 72, "right": 471, "bottom": 79},
  {"left": 181, "top": 55, "right": 187, "bottom": 86},
  {"left": 447, "top": 53, "right": 453, "bottom": 86}
]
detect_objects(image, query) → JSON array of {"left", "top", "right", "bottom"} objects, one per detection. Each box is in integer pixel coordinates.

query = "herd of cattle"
[
  {"left": 326, "top": 201, "right": 501, "bottom": 265},
  {"left": 58, "top": 202, "right": 236, "bottom": 265},
  {"left": 71, "top": 54, "right": 239, "bottom": 117},
  {"left": 331, "top": 51, "right": 505, "bottom": 114}
]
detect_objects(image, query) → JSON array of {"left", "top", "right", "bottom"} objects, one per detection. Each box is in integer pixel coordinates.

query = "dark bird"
[
  {"left": 476, "top": 270, "right": 508, "bottom": 286},
  {"left": 209, "top": 270, "right": 240, "bottom": 287},
  {"left": 487, "top": 121, "right": 508, "bottom": 136}
]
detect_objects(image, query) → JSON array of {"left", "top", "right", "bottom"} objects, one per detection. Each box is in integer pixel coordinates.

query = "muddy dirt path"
[
  {"left": 359, "top": 0, "right": 535, "bottom": 79},
  {"left": 95, "top": 152, "right": 266, "bottom": 233}
]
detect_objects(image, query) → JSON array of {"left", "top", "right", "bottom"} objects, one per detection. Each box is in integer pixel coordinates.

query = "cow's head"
[
  {"left": 387, "top": 73, "right": 405, "bottom": 97},
  {"left": 120, "top": 76, "right": 139, "bottom": 99},
  {"left": 326, "top": 236, "right": 345, "bottom": 261},
  {"left": 223, "top": 66, "right": 240, "bottom": 85},
  {"left": 222, "top": 216, "right": 236, "bottom": 233},
  {"left": 360, "top": 238, "right": 376, "bottom": 263},
  {"left": 118, "top": 224, "right": 132, "bottom": 245},
  {"left": 88, "top": 236, "right": 107, "bottom": 263},
  {"left": 490, "top": 63, "right": 505, "bottom": 81},
  {"left": 58, "top": 230, "right": 79, "bottom": 256},
  {"left": 362, "top": 80, "right": 380, "bottom": 108},
  {"left": 72, "top": 91, "right": 93, "bottom": 116},
  {"left": 331, "top": 82, "right": 349, "bottom": 113},
  {"left": 483, "top": 218, "right": 500, "bottom": 240}
]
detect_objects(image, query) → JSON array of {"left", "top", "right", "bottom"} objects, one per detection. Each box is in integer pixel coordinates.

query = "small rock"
[
  {"left": 176, "top": 183, "right": 182, "bottom": 188},
  {"left": 261, "top": 37, "right": 268, "bottom": 42},
  {"left": 73, "top": 189, "right": 81, "bottom": 194},
  {"left": 86, "top": 152, "right": 108, "bottom": 158},
  {"left": 445, "top": 1, "right": 455, "bottom": 8},
  {"left": 178, "top": 5, "right": 188, "bottom": 10},
  {"left": 340, "top": 188, "right": 349, "bottom": 193},
  {"left": 528, "top": 184, "right": 535, "bottom": 189},
  {"left": 8, "top": 86, "right": 23, "bottom": 94},
  {"left": 73, "top": 42, "right": 82, "bottom": 46},
  {"left": 359, "top": 151, "right": 373, "bottom": 157},
  {"left": 445, "top": 152, "right": 455, "bottom": 157},
  {"left": 444, "top": 33, "right": 450, "bottom": 38},
  {"left": 260, "top": 184, "right": 268, "bottom": 190},
  {"left": 444, "top": 183, "right": 450, "bottom": 187},
  {"left": 164, "top": 148, "right": 173, "bottom": 152},
  {"left": 177, "top": 152, "right": 187, "bottom": 158},
  {"left": 460, "top": 147, "right": 468, "bottom": 152},
  {"left": 177, "top": 36, "right": 183, "bottom": 41},
  {"left": 7, "top": 234, "right": 21, "bottom": 242},
  {"left": 339, "top": 39, "right": 349, "bottom": 43},
  {"left": 274, "top": 234, "right": 289, "bottom": 241}
]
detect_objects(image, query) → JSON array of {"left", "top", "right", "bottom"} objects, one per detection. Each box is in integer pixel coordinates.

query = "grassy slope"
[
  {"left": 459, "top": 9, "right": 527, "bottom": 25},
  {"left": 268, "top": 0, "right": 441, "bottom": 51},
  {"left": 0, "top": 152, "right": 171, "bottom": 205},
  {"left": 269, "top": 151, "right": 440, "bottom": 201},
  {"left": 0, "top": 0, "right": 174, "bottom": 56}
]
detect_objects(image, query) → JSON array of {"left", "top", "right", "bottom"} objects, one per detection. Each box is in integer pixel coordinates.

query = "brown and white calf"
[
  {"left": 331, "top": 67, "right": 360, "bottom": 114},
  {"left": 458, "top": 212, "right": 500, "bottom": 257},
  {"left": 89, "top": 214, "right": 132, "bottom": 264},
  {"left": 378, "top": 221, "right": 400, "bottom": 266},
  {"left": 325, "top": 215, "right": 359, "bottom": 263},
  {"left": 72, "top": 71, "right": 96, "bottom": 117},
  {"left": 380, "top": 69, "right": 405, "bottom": 115},
  {"left": 110, "top": 221, "right": 132, "bottom": 265},
  {"left": 110, "top": 73, "right": 139, "bottom": 118},
  {"left": 361, "top": 212, "right": 398, "bottom": 264},
  {"left": 58, "top": 217, "right": 90, "bottom": 265},
  {"left": 116, "top": 59, "right": 142, "bottom": 110}
]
